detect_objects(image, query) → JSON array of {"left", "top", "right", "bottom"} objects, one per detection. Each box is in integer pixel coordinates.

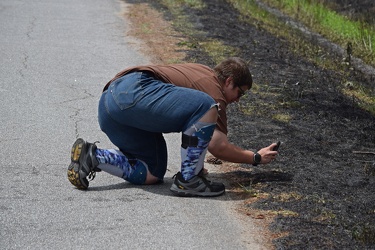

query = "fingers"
[
  {"left": 268, "top": 142, "right": 276, "bottom": 148},
  {"left": 259, "top": 145, "right": 279, "bottom": 164}
]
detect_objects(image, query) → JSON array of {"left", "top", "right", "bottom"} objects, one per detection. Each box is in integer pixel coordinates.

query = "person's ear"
[{"left": 225, "top": 77, "right": 232, "bottom": 87}]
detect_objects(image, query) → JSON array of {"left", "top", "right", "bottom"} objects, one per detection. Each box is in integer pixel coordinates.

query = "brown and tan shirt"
[{"left": 104, "top": 63, "right": 228, "bottom": 134}]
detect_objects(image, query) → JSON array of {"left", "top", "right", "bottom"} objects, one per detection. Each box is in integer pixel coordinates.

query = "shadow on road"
[{"left": 84, "top": 170, "right": 293, "bottom": 201}]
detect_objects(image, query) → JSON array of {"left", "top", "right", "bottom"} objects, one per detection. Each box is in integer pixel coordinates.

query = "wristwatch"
[{"left": 253, "top": 152, "right": 261, "bottom": 166}]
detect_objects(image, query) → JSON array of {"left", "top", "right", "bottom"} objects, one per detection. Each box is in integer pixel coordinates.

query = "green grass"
[
  {"left": 238, "top": 181, "right": 258, "bottom": 197},
  {"left": 160, "top": 0, "right": 205, "bottom": 10},
  {"left": 262, "top": 0, "right": 375, "bottom": 67},
  {"left": 199, "top": 40, "right": 239, "bottom": 64}
]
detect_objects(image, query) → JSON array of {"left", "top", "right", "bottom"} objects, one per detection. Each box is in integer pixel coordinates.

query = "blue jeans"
[{"left": 98, "top": 72, "right": 216, "bottom": 179}]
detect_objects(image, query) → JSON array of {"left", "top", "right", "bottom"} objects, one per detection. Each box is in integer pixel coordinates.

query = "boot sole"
[{"left": 67, "top": 138, "right": 88, "bottom": 190}]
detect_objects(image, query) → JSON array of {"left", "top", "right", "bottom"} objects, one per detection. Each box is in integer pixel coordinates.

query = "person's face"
[{"left": 223, "top": 77, "right": 248, "bottom": 103}]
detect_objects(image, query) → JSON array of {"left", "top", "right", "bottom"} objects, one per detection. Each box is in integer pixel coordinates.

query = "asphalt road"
[{"left": 0, "top": 0, "right": 265, "bottom": 249}]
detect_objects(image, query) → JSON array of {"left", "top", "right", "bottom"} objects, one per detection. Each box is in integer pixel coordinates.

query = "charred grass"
[{"left": 124, "top": 0, "right": 375, "bottom": 248}]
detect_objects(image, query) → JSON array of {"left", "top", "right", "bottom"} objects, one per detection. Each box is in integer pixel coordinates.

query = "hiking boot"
[
  {"left": 170, "top": 172, "right": 225, "bottom": 197},
  {"left": 67, "top": 138, "right": 99, "bottom": 190}
]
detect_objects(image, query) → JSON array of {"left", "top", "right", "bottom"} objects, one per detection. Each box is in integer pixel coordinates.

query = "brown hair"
[{"left": 213, "top": 57, "right": 253, "bottom": 89}]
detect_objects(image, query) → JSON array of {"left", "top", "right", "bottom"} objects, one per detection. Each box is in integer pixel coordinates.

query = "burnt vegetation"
[{"left": 126, "top": 0, "right": 375, "bottom": 248}]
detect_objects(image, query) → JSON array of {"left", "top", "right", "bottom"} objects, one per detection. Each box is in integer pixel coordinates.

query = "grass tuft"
[{"left": 238, "top": 181, "right": 259, "bottom": 197}]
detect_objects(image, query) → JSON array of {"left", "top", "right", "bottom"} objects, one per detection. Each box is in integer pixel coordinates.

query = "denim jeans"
[{"left": 98, "top": 72, "right": 216, "bottom": 179}]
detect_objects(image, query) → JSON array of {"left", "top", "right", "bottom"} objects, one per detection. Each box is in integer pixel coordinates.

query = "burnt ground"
[
  {"left": 124, "top": 0, "right": 375, "bottom": 249},
  {"left": 322, "top": 0, "right": 375, "bottom": 25}
]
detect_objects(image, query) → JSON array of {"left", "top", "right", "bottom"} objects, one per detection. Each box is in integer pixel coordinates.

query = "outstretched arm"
[{"left": 208, "top": 129, "right": 278, "bottom": 165}]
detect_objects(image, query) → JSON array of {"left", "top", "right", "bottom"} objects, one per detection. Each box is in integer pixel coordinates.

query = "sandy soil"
[{"left": 123, "top": 0, "right": 375, "bottom": 249}]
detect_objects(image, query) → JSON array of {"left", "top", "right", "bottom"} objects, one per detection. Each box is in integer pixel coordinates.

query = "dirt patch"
[
  {"left": 123, "top": 0, "right": 375, "bottom": 249},
  {"left": 123, "top": 2, "right": 188, "bottom": 64}
]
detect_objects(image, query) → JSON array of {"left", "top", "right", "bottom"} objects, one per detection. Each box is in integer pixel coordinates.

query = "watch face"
[{"left": 254, "top": 153, "right": 261, "bottom": 163}]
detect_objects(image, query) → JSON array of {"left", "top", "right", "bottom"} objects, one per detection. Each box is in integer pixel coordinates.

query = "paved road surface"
[{"left": 0, "top": 0, "right": 265, "bottom": 249}]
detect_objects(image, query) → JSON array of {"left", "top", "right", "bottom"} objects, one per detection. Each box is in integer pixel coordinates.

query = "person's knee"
[
  {"left": 126, "top": 160, "right": 162, "bottom": 185},
  {"left": 199, "top": 104, "right": 218, "bottom": 123},
  {"left": 125, "top": 160, "right": 148, "bottom": 185},
  {"left": 144, "top": 172, "right": 160, "bottom": 184}
]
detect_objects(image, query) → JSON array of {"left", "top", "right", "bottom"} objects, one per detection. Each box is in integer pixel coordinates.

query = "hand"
[{"left": 257, "top": 143, "right": 279, "bottom": 164}]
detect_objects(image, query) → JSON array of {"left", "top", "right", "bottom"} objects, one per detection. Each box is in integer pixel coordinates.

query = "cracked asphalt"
[{"left": 0, "top": 0, "right": 267, "bottom": 249}]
